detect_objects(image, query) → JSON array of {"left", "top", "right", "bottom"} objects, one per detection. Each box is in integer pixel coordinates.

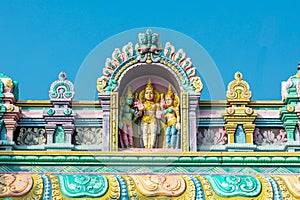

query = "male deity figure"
[
  {"left": 161, "top": 85, "right": 180, "bottom": 149},
  {"left": 119, "top": 87, "right": 136, "bottom": 148},
  {"left": 135, "top": 79, "right": 162, "bottom": 148}
]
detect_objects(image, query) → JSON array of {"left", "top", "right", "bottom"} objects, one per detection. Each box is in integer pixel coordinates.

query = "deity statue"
[
  {"left": 119, "top": 86, "right": 136, "bottom": 148},
  {"left": 161, "top": 85, "right": 180, "bottom": 149},
  {"left": 135, "top": 79, "right": 162, "bottom": 148}
]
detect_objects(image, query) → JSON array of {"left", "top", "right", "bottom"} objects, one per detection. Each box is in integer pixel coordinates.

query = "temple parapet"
[
  {"left": 0, "top": 30, "right": 299, "bottom": 153},
  {"left": 2, "top": 29, "right": 300, "bottom": 199}
]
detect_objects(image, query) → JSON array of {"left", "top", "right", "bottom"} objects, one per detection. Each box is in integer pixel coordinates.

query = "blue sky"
[{"left": 1, "top": 0, "right": 300, "bottom": 100}]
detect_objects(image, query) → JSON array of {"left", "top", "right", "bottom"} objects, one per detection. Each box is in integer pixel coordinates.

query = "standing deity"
[
  {"left": 161, "top": 85, "right": 180, "bottom": 149},
  {"left": 135, "top": 79, "right": 162, "bottom": 148},
  {"left": 119, "top": 86, "right": 136, "bottom": 148}
]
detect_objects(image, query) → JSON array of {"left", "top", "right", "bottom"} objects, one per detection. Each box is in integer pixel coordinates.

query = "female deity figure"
[
  {"left": 161, "top": 85, "right": 180, "bottom": 149},
  {"left": 135, "top": 79, "right": 162, "bottom": 148},
  {"left": 119, "top": 86, "right": 136, "bottom": 148}
]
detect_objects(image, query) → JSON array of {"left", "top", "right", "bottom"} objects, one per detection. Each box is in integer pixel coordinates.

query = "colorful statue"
[
  {"left": 119, "top": 87, "right": 136, "bottom": 148},
  {"left": 161, "top": 85, "right": 180, "bottom": 149},
  {"left": 135, "top": 79, "right": 162, "bottom": 148}
]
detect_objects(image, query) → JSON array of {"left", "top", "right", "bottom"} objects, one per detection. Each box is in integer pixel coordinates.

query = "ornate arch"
[{"left": 97, "top": 29, "right": 203, "bottom": 94}]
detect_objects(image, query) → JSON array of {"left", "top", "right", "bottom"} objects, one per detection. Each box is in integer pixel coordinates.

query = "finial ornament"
[
  {"left": 49, "top": 72, "right": 74, "bottom": 101},
  {"left": 226, "top": 71, "right": 251, "bottom": 104}
]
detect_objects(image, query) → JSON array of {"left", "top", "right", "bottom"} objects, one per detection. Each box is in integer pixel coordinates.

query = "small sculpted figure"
[
  {"left": 119, "top": 87, "right": 136, "bottom": 148},
  {"left": 161, "top": 85, "right": 180, "bottom": 149},
  {"left": 135, "top": 79, "right": 162, "bottom": 148}
]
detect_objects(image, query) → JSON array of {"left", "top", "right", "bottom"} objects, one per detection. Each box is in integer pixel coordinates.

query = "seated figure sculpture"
[
  {"left": 135, "top": 79, "right": 162, "bottom": 148},
  {"left": 161, "top": 85, "right": 180, "bottom": 149}
]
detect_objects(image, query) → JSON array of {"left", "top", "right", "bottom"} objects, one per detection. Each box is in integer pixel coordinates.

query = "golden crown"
[
  {"left": 145, "top": 79, "right": 154, "bottom": 91},
  {"left": 126, "top": 86, "right": 134, "bottom": 98},
  {"left": 165, "top": 85, "right": 174, "bottom": 98}
]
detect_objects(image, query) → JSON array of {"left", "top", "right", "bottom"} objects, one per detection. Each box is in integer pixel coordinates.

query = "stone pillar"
[
  {"left": 98, "top": 93, "right": 110, "bottom": 151},
  {"left": 188, "top": 93, "right": 200, "bottom": 152},
  {"left": 2, "top": 113, "right": 20, "bottom": 141},
  {"left": 45, "top": 124, "right": 56, "bottom": 144}
]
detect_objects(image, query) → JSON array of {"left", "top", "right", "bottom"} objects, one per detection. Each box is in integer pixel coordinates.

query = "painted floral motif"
[
  {"left": 0, "top": 174, "right": 33, "bottom": 197},
  {"left": 17, "top": 127, "right": 46, "bottom": 145},
  {"left": 132, "top": 175, "right": 186, "bottom": 197},
  {"left": 253, "top": 128, "right": 287, "bottom": 146},
  {"left": 74, "top": 127, "right": 102, "bottom": 145},
  {"left": 197, "top": 128, "right": 228, "bottom": 145},
  {"left": 58, "top": 174, "right": 108, "bottom": 198},
  {"left": 203, "top": 175, "right": 262, "bottom": 198}
]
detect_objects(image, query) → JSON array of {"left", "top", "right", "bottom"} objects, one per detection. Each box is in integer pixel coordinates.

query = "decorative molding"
[
  {"left": 181, "top": 92, "right": 189, "bottom": 152},
  {"left": 109, "top": 92, "right": 118, "bottom": 151}
]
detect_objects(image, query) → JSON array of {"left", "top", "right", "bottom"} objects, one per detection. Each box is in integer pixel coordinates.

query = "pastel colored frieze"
[
  {"left": 275, "top": 175, "right": 300, "bottom": 199},
  {"left": 131, "top": 175, "right": 186, "bottom": 197},
  {"left": 16, "top": 127, "right": 46, "bottom": 145},
  {"left": 0, "top": 174, "right": 33, "bottom": 197},
  {"left": 0, "top": 174, "right": 43, "bottom": 199},
  {"left": 123, "top": 175, "right": 195, "bottom": 199},
  {"left": 203, "top": 175, "right": 262, "bottom": 197},
  {"left": 253, "top": 128, "right": 287, "bottom": 146},
  {"left": 51, "top": 174, "right": 120, "bottom": 199},
  {"left": 4, "top": 173, "right": 300, "bottom": 199},
  {"left": 198, "top": 175, "right": 272, "bottom": 200},
  {"left": 197, "top": 127, "right": 228, "bottom": 146},
  {"left": 57, "top": 174, "right": 108, "bottom": 198}
]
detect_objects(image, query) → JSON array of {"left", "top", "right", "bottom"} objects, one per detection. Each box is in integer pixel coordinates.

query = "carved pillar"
[
  {"left": 0, "top": 75, "right": 21, "bottom": 147},
  {"left": 110, "top": 92, "right": 118, "bottom": 151},
  {"left": 45, "top": 124, "right": 56, "bottom": 144},
  {"left": 188, "top": 93, "right": 200, "bottom": 152},
  {"left": 181, "top": 93, "right": 189, "bottom": 152},
  {"left": 98, "top": 93, "right": 110, "bottom": 151}
]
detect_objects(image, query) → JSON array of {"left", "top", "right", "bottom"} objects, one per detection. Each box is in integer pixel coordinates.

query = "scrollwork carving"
[
  {"left": 17, "top": 127, "right": 46, "bottom": 145},
  {"left": 254, "top": 128, "right": 287, "bottom": 146},
  {"left": 197, "top": 128, "right": 228, "bottom": 145},
  {"left": 74, "top": 127, "right": 102, "bottom": 145}
]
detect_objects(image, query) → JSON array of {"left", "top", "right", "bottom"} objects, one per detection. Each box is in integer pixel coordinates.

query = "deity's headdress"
[
  {"left": 145, "top": 79, "right": 154, "bottom": 91},
  {"left": 165, "top": 85, "right": 174, "bottom": 99},
  {"left": 126, "top": 86, "right": 134, "bottom": 98}
]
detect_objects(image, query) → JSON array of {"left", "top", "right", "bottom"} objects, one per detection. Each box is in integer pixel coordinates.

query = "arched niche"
[
  {"left": 98, "top": 29, "right": 203, "bottom": 152},
  {"left": 116, "top": 63, "right": 182, "bottom": 149},
  {"left": 116, "top": 63, "right": 182, "bottom": 97}
]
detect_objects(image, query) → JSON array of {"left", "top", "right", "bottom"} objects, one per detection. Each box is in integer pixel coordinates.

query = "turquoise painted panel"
[
  {"left": 57, "top": 174, "right": 108, "bottom": 198},
  {"left": 54, "top": 126, "right": 64, "bottom": 143},
  {"left": 203, "top": 175, "right": 262, "bottom": 197},
  {"left": 235, "top": 125, "right": 246, "bottom": 143}
]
